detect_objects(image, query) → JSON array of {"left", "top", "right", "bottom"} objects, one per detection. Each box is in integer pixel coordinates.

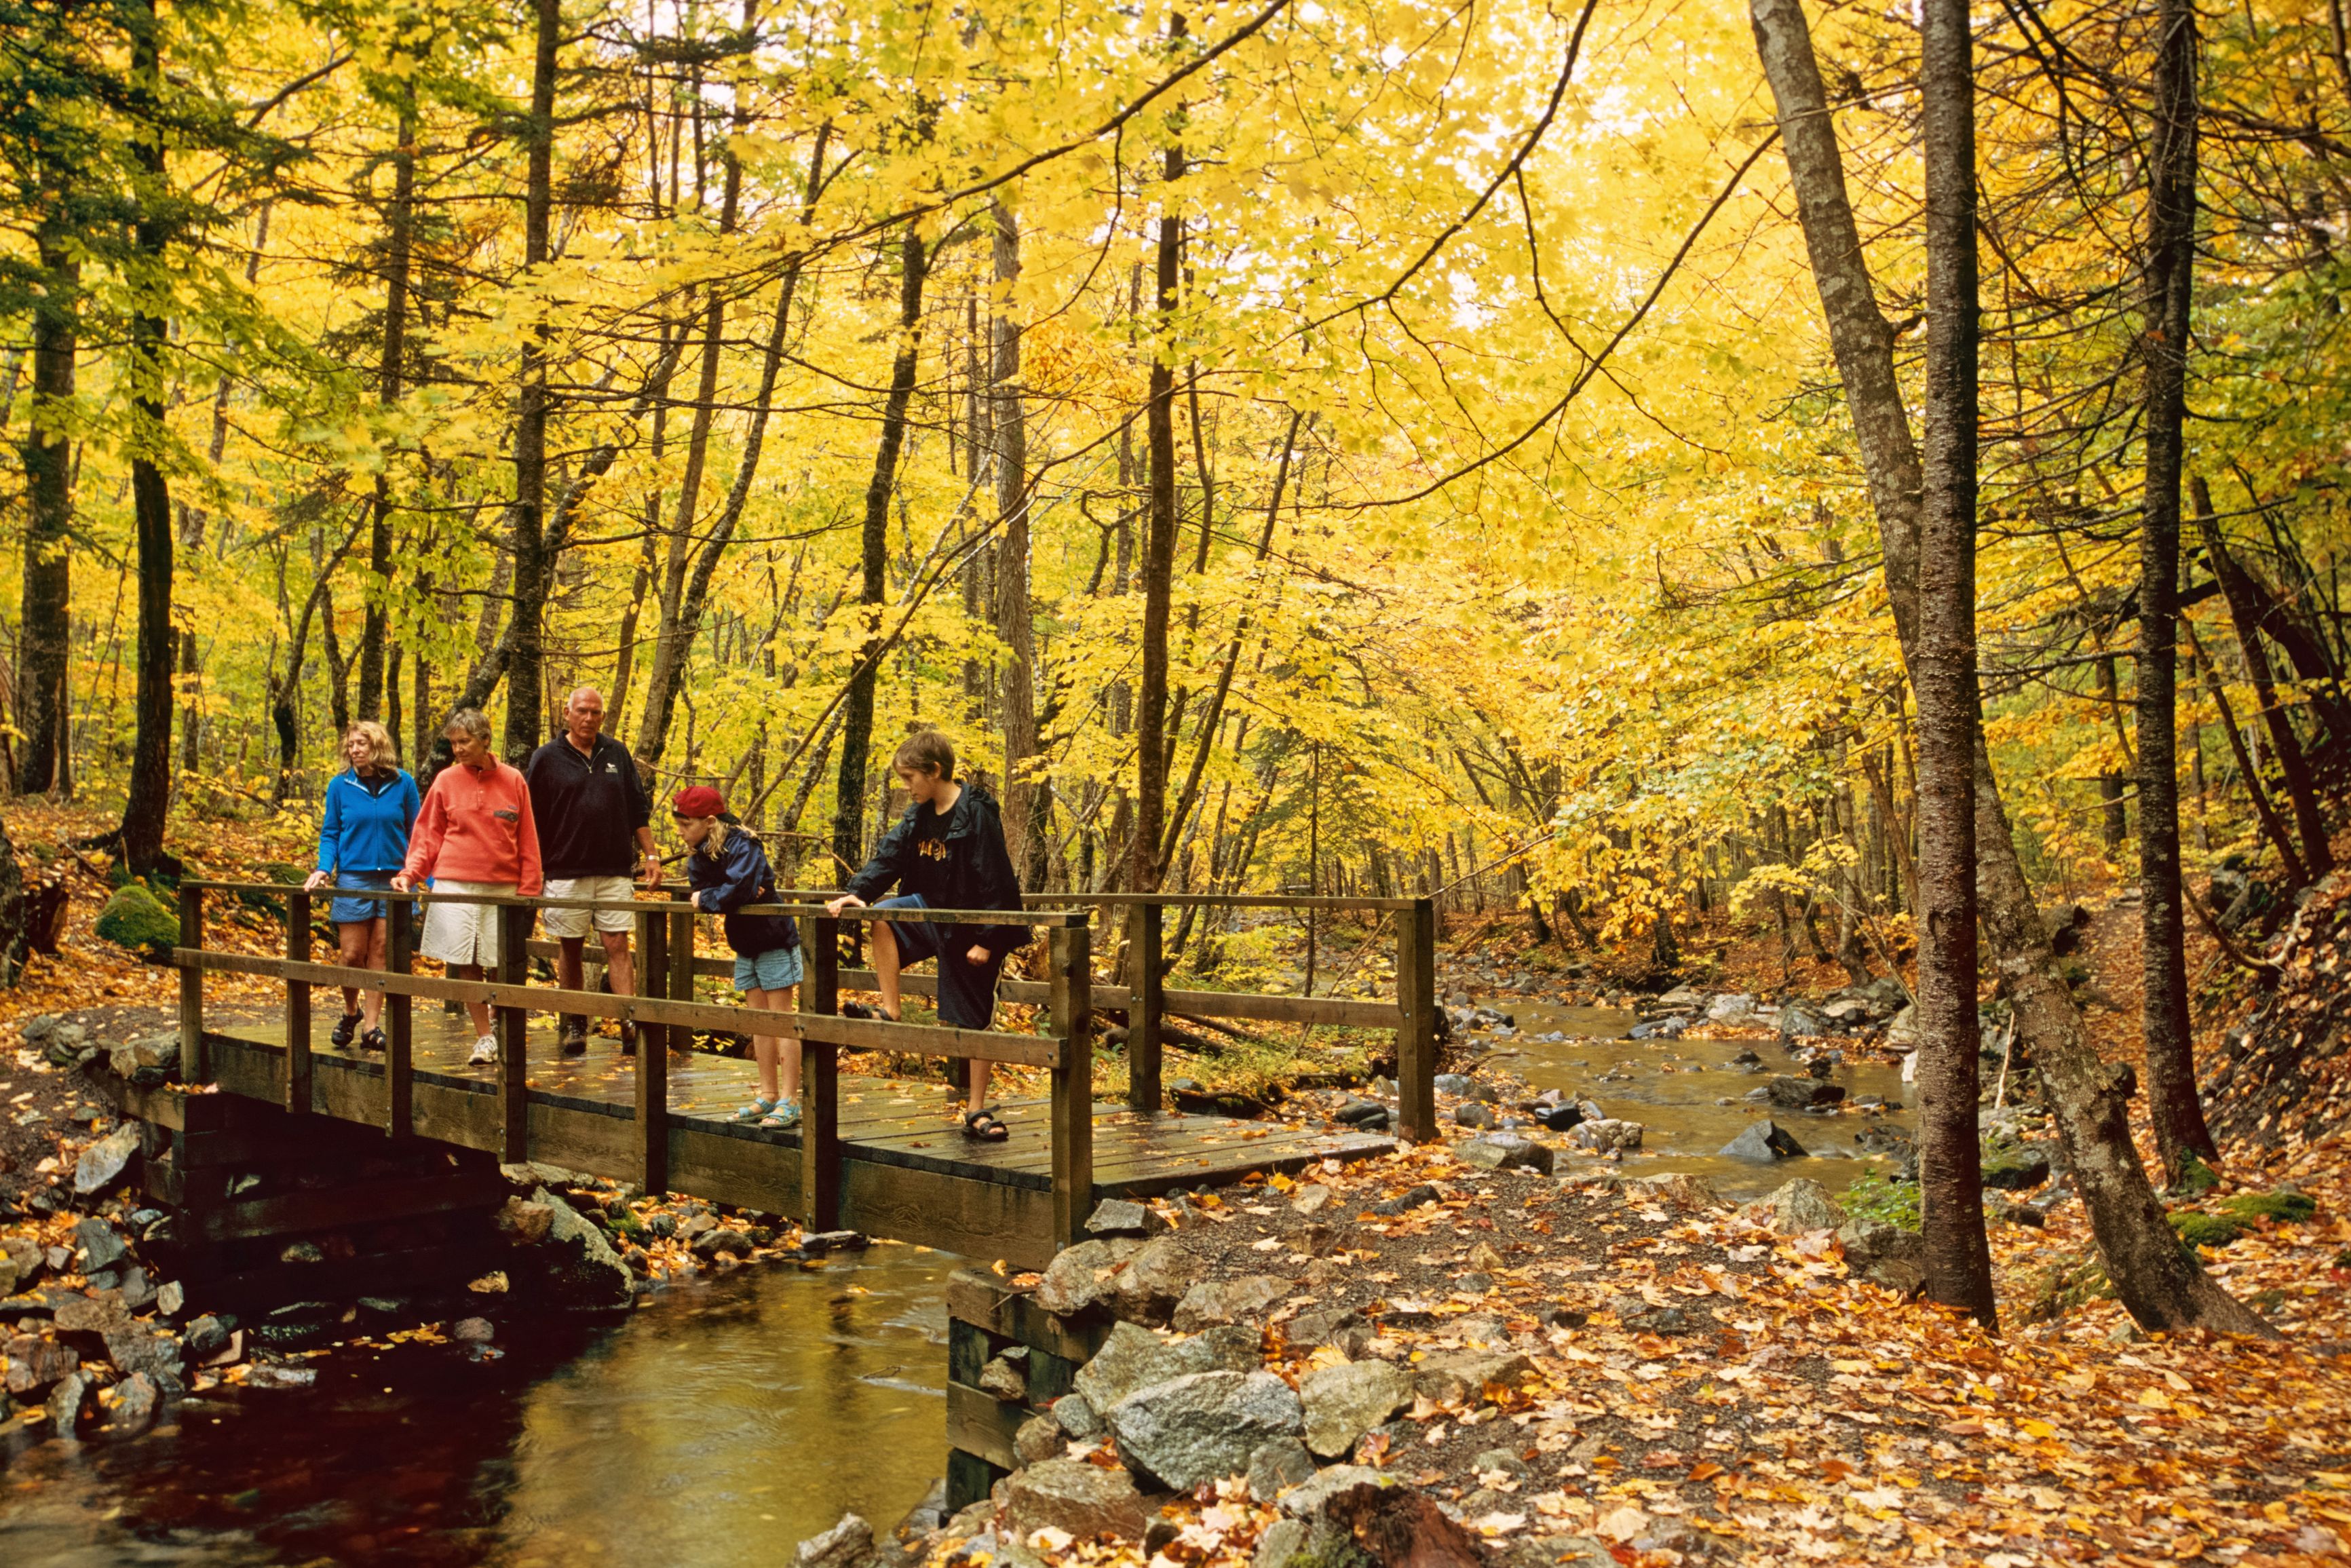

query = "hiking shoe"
[
  {"left": 468, "top": 1036, "right": 498, "bottom": 1067},
  {"left": 330, "top": 1012, "right": 360, "bottom": 1050}
]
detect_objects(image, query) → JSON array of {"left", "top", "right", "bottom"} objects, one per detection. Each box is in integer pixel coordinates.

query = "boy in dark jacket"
[{"left": 826, "top": 729, "right": 1030, "bottom": 1139}]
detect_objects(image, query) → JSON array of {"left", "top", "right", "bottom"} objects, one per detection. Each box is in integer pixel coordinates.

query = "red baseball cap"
[{"left": 672, "top": 786, "right": 726, "bottom": 818}]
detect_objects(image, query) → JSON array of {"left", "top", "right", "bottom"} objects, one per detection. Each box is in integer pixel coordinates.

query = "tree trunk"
[
  {"left": 16, "top": 221, "right": 76, "bottom": 797},
  {"left": 1914, "top": 0, "right": 1995, "bottom": 1324},
  {"left": 119, "top": 0, "right": 177, "bottom": 873},
  {"left": 1132, "top": 117, "right": 1185, "bottom": 898},
  {"left": 2095, "top": 655, "right": 2129, "bottom": 850},
  {"left": 992, "top": 200, "right": 1048, "bottom": 891},
  {"left": 1750, "top": 0, "right": 2270, "bottom": 1334},
  {"left": 636, "top": 119, "right": 827, "bottom": 763},
  {"left": 2196, "top": 480, "right": 2333, "bottom": 878},
  {"left": 2137, "top": 0, "right": 2219, "bottom": 1181},
  {"left": 357, "top": 89, "right": 417, "bottom": 722},
  {"left": 501, "top": 0, "right": 560, "bottom": 764},
  {"left": 830, "top": 227, "right": 929, "bottom": 877}
]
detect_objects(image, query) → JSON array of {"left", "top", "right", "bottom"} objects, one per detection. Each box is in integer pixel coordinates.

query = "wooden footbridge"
[{"left": 153, "top": 884, "right": 1440, "bottom": 1269}]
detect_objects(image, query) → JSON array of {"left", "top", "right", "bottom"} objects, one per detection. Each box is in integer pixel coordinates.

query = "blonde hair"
[
  {"left": 345, "top": 720, "right": 397, "bottom": 769},
  {"left": 689, "top": 818, "right": 730, "bottom": 859}
]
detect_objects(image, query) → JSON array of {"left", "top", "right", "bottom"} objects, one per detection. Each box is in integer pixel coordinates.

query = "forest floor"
[{"left": 4, "top": 803, "right": 2349, "bottom": 1565}]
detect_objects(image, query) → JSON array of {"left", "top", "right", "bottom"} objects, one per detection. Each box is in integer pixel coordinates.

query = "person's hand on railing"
[
  {"left": 302, "top": 869, "right": 331, "bottom": 893},
  {"left": 640, "top": 851, "right": 664, "bottom": 892},
  {"left": 824, "top": 892, "right": 866, "bottom": 918},
  {"left": 390, "top": 872, "right": 417, "bottom": 894},
  {"left": 966, "top": 945, "right": 991, "bottom": 966}
]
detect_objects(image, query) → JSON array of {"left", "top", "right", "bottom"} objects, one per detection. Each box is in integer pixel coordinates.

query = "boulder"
[
  {"left": 520, "top": 1187, "right": 633, "bottom": 1309},
  {"left": 1459, "top": 1135, "right": 1555, "bottom": 1174},
  {"left": 1776, "top": 1004, "right": 1829, "bottom": 1039},
  {"left": 1248, "top": 1436, "right": 1318, "bottom": 1499},
  {"left": 1452, "top": 1102, "right": 1498, "bottom": 1131},
  {"left": 1371, "top": 1183, "right": 1440, "bottom": 1216},
  {"left": 1567, "top": 1120, "right": 1642, "bottom": 1155},
  {"left": 107, "top": 1035, "right": 178, "bottom": 1086},
  {"left": 1412, "top": 1350, "right": 1534, "bottom": 1406},
  {"left": 1719, "top": 1120, "right": 1808, "bottom": 1162},
  {"left": 1656, "top": 986, "right": 1705, "bottom": 1011},
  {"left": 1756, "top": 1178, "right": 1846, "bottom": 1235},
  {"left": 1888, "top": 1006, "right": 1918, "bottom": 1051},
  {"left": 103, "top": 1326, "right": 180, "bottom": 1383},
  {"left": 1620, "top": 1173, "right": 1725, "bottom": 1211},
  {"left": 1299, "top": 1358, "right": 1412, "bottom": 1458},
  {"left": 453, "top": 1317, "right": 496, "bottom": 1343},
  {"left": 980, "top": 1352, "right": 1029, "bottom": 1402},
  {"left": 1052, "top": 1392, "right": 1103, "bottom": 1439},
  {"left": 1836, "top": 1218, "right": 1924, "bottom": 1274},
  {"left": 1014, "top": 1411, "right": 1065, "bottom": 1465},
  {"left": 1073, "top": 1320, "right": 1259, "bottom": 1412},
  {"left": 1004, "top": 1458, "right": 1151, "bottom": 1542},
  {"left": 74, "top": 1217, "right": 128, "bottom": 1274},
  {"left": 54, "top": 1292, "right": 133, "bottom": 1337},
  {"left": 1333, "top": 1099, "right": 1390, "bottom": 1129},
  {"left": 497, "top": 1196, "right": 554, "bottom": 1244},
  {"left": 4, "top": 1333, "right": 77, "bottom": 1394},
  {"left": 796, "top": 1512, "right": 875, "bottom": 1568},
  {"left": 1172, "top": 1274, "right": 1291, "bottom": 1333},
  {"left": 1705, "top": 993, "right": 1758, "bottom": 1022},
  {"left": 1105, "top": 1370, "right": 1305, "bottom": 1491},
  {"left": 100, "top": 1371, "right": 159, "bottom": 1439},
  {"left": 1085, "top": 1199, "right": 1158, "bottom": 1238},
  {"left": 181, "top": 1315, "right": 233, "bottom": 1362},
  {"left": 94, "top": 883, "right": 178, "bottom": 961},
  {"left": 46, "top": 1370, "right": 90, "bottom": 1435},
  {"left": 1286, "top": 1306, "right": 1370, "bottom": 1358},
  {"left": 690, "top": 1227, "right": 752, "bottom": 1260},
  {"left": 1111, "top": 1236, "right": 1206, "bottom": 1327},
  {"left": 1766, "top": 1075, "right": 1844, "bottom": 1111},
  {"left": 1033, "top": 1238, "right": 1132, "bottom": 1317},
  {"left": 1274, "top": 1464, "right": 1390, "bottom": 1519},
  {"left": 1981, "top": 1141, "right": 2053, "bottom": 1191}
]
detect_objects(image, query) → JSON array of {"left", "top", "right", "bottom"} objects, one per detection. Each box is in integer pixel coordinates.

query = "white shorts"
[
  {"left": 541, "top": 875, "right": 637, "bottom": 938},
  {"left": 420, "top": 880, "right": 518, "bottom": 970}
]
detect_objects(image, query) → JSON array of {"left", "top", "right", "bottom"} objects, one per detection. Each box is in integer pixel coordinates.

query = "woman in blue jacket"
[
  {"left": 303, "top": 721, "right": 421, "bottom": 1052},
  {"left": 674, "top": 786, "right": 803, "bottom": 1128}
]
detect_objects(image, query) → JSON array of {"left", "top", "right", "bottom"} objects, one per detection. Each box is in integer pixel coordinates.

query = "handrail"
[{"left": 180, "top": 880, "right": 1085, "bottom": 928}]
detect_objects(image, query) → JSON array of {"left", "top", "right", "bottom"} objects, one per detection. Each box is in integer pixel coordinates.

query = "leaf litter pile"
[{"left": 917, "top": 1125, "right": 2351, "bottom": 1568}]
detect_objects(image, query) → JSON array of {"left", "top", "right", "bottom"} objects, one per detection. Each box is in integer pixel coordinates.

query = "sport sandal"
[
  {"left": 330, "top": 1012, "right": 360, "bottom": 1050},
  {"left": 961, "top": 1107, "right": 1009, "bottom": 1142},
  {"left": 733, "top": 1096, "right": 780, "bottom": 1124},
  {"left": 759, "top": 1101, "right": 802, "bottom": 1130},
  {"left": 360, "top": 1027, "right": 387, "bottom": 1053}
]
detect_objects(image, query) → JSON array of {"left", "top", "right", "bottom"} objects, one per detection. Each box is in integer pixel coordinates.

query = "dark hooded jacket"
[
  {"left": 685, "top": 822, "right": 800, "bottom": 957},
  {"left": 845, "top": 780, "right": 1031, "bottom": 957}
]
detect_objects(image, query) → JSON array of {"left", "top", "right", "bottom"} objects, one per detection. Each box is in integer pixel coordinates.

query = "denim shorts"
[
  {"left": 874, "top": 894, "right": 1004, "bottom": 1029},
  {"left": 330, "top": 873, "right": 401, "bottom": 926},
  {"left": 733, "top": 946, "right": 805, "bottom": 993}
]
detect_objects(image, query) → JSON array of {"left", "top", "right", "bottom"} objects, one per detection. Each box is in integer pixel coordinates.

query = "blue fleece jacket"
[{"left": 316, "top": 767, "right": 422, "bottom": 877}]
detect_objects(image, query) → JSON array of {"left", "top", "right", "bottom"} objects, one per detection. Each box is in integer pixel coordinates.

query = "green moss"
[
  {"left": 95, "top": 883, "right": 179, "bottom": 961},
  {"left": 1841, "top": 1172, "right": 1922, "bottom": 1233},
  {"left": 2167, "top": 1210, "right": 2246, "bottom": 1249},
  {"left": 2020, "top": 1250, "right": 2113, "bottom": 1323},
  {"left": 2218, "top": 1190, "right": 2316, "bottom": 1225},
  {"left": 2168, "top": 1154, "right": 2221, "bottom": 1198}
]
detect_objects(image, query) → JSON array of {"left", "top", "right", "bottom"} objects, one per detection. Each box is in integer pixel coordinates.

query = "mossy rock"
[
  {"left": 1979, "top": 1138, "right": 2052, "bottom": 1191},
  {"left": 2168, "top": 1155, "right": 2221, "bottom": 1198},
  {"left": 1841, "top": 1172, "right": 1922, "bottom": 1233},
  {"left": 2021, "top": 1250, "right": 2113, "bottom": 1323},
  {"left": 2219, "top": 1190, "right": 2316, "bottom": 1225},
  {"left": 2167, "top": 1210, "right": 2245, "bottom": 1250},
  {"left": 95, "top": 883, "right": 179, "bottom": 961}
]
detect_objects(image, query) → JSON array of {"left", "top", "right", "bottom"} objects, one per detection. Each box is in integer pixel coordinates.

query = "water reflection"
[{"left": 0, "top": 1246, "right": 957, "bottom": 1567}]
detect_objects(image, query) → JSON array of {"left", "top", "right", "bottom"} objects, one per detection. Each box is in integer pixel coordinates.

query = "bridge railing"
[{"left": 172, "top": 883, "right": 1099, "bottom": 1243}]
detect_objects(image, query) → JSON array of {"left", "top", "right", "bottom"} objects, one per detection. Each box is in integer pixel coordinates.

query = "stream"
[
  {"left": 0, "top": 1245, "right": 959, "bottom": 1567},
  {"left": 1461, "top": 1002, "right": 1914, "bottom": 1202}
]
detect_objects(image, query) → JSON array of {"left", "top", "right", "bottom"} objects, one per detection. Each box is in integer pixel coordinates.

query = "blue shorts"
[
  {"left": 733, "top": 946, "right": 805, "bottom": 993},
  {"left": 874, "top": 894, "right": 1004, "bottom": 1029},
  {"left": 330, "top": 873, "right": 402, "bottom": 926}
]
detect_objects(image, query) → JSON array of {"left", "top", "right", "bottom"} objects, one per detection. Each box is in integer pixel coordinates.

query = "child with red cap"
[{"left": 673, "top": 786, "right": 804, "bottom": 1128}]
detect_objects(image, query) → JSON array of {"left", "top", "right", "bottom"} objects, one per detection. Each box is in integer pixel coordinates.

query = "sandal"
[
  {"left": 961, "top": 1107, "right": 1010, "bottom": 1142},
  {"left": 329, "top": 1012, "right": 360, "bottom": 1050},
  {"left": 360, "top": 1027, "right": 387, "bottom": 1054},
  {"left": 733, "top": 1096, "right": 780, "bottom": 1124},
  {"left": 840, "top": 1001, "right": 899, "bottom": 1022},
  {"left": 759, "top": 1101, "right": 802, "bottom": 1130}
]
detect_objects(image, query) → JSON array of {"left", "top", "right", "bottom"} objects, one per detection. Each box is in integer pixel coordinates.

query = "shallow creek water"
[
  {"left": 0, "top": 1245, "right": 959, "bottom": 1567},
  {"left": 1466, "top": 1003, "right": 1915, "bottom": 1203}
]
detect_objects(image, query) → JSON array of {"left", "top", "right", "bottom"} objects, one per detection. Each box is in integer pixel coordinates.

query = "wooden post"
[
  {"left": 666, "top": 908, "right": 695, "bottom": 1052},
  {"left": 497, "top": 901, "right": 531, "bottom": 1162},
  {"left": 1394, "top": 896, "right": 1438, "bottom": 1142},
  {"left": 387, "top": 895, "right": 414, "bottom": 1139},
  {"left": 803, "top": 915, "right": 841, "bottom": 1232},
  {"left": 638, "top": 905, "right": 668, "bottom": 1053},
  {"left": 1048, "top": 920, "right": 1094, "bottom": 1249},
  {"left": 1130, "top": 900, "right": 1162, "bottom": 1114},
  {"left": 636, "top": 908, "right": 669, "bottom": 1198},
  {"left": 285, "top": 890, "right": 312, "bottom": 1115},
  {"left": 176, "top": 884, "right": 205, "bottom": 1084}
]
